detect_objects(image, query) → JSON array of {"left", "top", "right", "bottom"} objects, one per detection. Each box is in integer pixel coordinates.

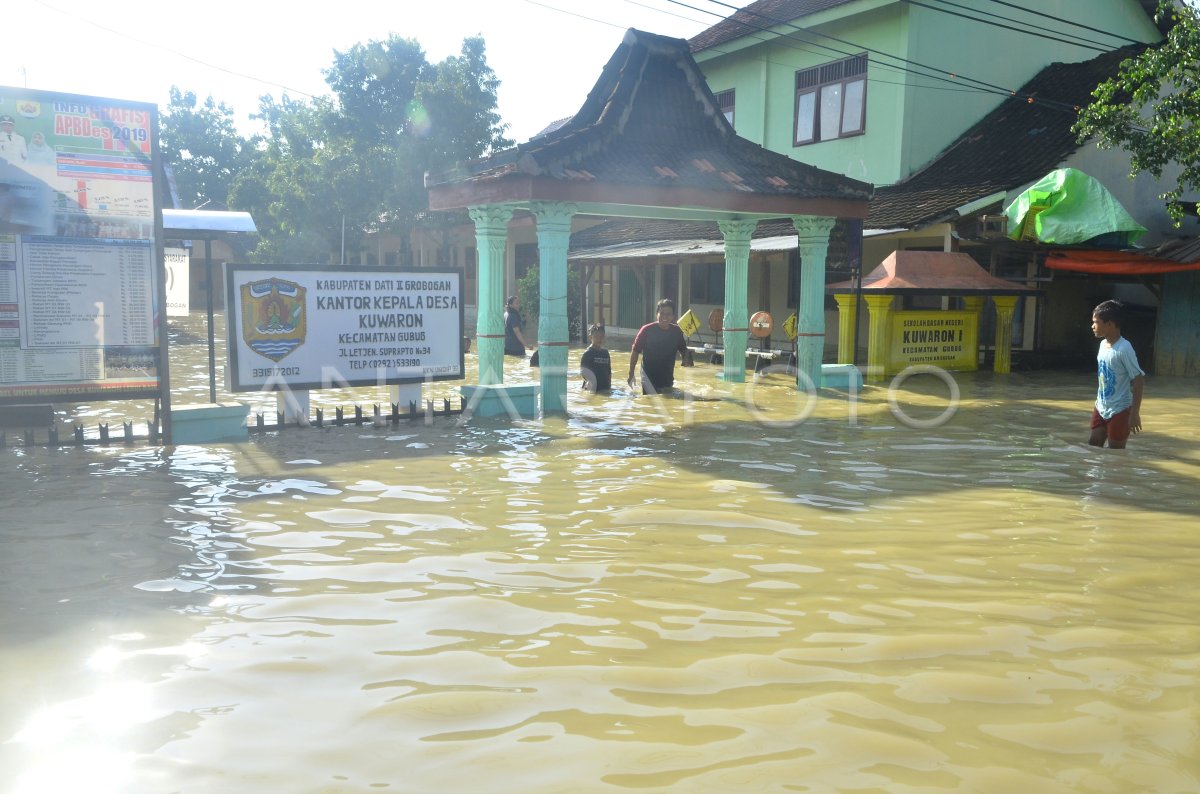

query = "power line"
[
  {"left": 617, "top": 0, "right": 990, "bottom": 97},
  {"left": 671, "top": 0, "right": 989, "bottom": 88},
  {"left": 916, "top": 0, "right": 1118, "bottom": 52},
  {"left": 983, "top": 0, "right": 1145, "bottom": 45},
  {"left": 621, "top": 0, "right": 713, "bottom": 28},
  {"left": 674, "top": 0, "right": 1085, "bottom": 113},
  {"left": 519, "top": 0, "right": 632, "bottom": 31},
  {"left": 30, "top": 0, "right": 316, "bottom": 100},
  {"left": 620, "top": 0, "right": 997, "bottom": 98},
  {"left": 677, "top": 0, "right": 1012, "bottom": 96}
]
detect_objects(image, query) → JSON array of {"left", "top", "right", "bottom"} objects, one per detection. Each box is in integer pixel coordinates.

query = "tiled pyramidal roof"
[{"left": 427, "top": 29, "right": 871, "bottom": 205}]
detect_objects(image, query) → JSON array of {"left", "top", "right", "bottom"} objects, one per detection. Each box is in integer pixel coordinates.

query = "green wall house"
[
  {"left": 690, "top": 0, "right": 1162, "bottom": 186},
  {"left": 670, "top": 1, "right": 1200, "bottom": 376}
]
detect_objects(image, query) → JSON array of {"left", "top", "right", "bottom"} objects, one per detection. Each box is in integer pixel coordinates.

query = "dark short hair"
[
  {"left": 506, "top": 295, "right": 519, "bottom": 307},
  {"left": 1093, "top": 299, "right": 1124, "bottom": 327},
  {"left": 588, "top": 323, "right": 605, "bottom": 336},
  {"left": 656, "top": 298, "right": 676, "bottom": 312}
]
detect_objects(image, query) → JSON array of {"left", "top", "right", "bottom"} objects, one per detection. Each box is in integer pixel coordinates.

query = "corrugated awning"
[
  {"left": 569, "top": 234, "right": 800, "bottom": 261},
  {"left": 1046, "top": 249, "right": 1200, "bottom": 275},
  {"left": 162, "top": 209, "right": 257, "bottom": 236}
]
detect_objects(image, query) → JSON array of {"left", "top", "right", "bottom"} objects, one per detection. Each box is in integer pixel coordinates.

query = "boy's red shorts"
[{"left": 1091, "top": 407, "right": 1132, "bottom": 443}]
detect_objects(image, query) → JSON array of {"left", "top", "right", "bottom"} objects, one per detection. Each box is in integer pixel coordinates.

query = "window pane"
[
  {"left": 795, "top": 91, "right": 815, "bottom": 143},
  {"left": 710, "top": 264, "right": 725, "bottom": 304},
  {"left": 842, "top": 78, "right": 865, "bottom": 133},
  {"left": 715, "top": 89, "right": 735, "bottom": 126},
  {"left": 820, "top": 83, "right": 842, "bottom": 140}
]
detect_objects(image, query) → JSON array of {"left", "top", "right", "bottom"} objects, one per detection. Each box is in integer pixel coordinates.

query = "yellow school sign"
[{"left": 888, "top": 310, "right": 978, "bottom": 374}]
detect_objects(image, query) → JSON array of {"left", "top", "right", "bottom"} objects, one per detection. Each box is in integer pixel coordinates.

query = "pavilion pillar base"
[
  {"left": 170, "top": 402, "right": 249, "bottom": 444},
  {"left": 461, "top": 384, "right": 539, "bottom": 419},
  {"left": 821, "top": 363, "right": 863, "bottom": 390}
]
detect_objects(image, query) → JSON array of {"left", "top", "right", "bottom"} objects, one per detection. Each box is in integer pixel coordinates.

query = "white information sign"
[
  {"left": 164, "top": 247, "right": 190, "bottom": 316},
  {"left": 225, "top": 265, "right": 464, "bottom": 392}
]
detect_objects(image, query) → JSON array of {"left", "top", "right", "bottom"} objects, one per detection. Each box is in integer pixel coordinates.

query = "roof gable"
[{"left": 427, "top": 29, "right": 872, "bottom": 216}]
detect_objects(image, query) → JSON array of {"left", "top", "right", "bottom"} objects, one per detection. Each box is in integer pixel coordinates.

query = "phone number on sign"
[{"left": 347, "top": 359, "right": 424, "bottom": 370}]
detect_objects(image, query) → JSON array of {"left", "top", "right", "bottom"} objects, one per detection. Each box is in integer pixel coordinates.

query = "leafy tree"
[
  {"left": 1073, "top": 0, "right": 1200, "bottom": 223},
  {"left": 229, "top": 35, "right": 512, "bottom": 264},
  {"left": 159, "top": 87, "right": 257, "bottom": 209},
  {"left": 517, "top": 265, "right": 586, "bottom": 343},
  {"left": 230, "top": 93, "right": 372, "bottom": 263}
]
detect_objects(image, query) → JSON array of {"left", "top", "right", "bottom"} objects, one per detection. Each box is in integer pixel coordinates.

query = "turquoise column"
[
  {"left": 718, "top": 219, "right": 757, "bottom": 383},
  {"left": 792, "top": 216, "right": 837, "bottom": 390},
  {"left": 468, "top": 205, "right": 514, "bottom": 386},
  {"left": 531, "top": 201, "right": 576, "bottom": 415}
]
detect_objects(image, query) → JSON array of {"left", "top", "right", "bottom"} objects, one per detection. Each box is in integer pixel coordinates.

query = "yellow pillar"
[
  {"left": 962, "top": 296, "right": 986, "bottom": 315},
  {"left": 992, "top": 296, "right": 1019, "bottom": 374},
  {"left": 863, "top": 294, "right": 894, "bottom": 382},
  {"left": 832, "top": 293, "right": 858, "bottom": 365}
]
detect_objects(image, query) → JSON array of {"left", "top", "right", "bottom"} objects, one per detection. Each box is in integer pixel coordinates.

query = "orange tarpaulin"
[{"left": 1046, "top": 250, "right": 1200, "bottom": 275}]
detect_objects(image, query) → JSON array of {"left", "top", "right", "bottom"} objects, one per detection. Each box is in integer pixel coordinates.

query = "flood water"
[{"left": 2, "top": 314, "right": 1198, "bottom": 793}]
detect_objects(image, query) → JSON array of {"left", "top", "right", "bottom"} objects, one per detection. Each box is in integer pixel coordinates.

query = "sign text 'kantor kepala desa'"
[{"left": 225, "top": 265, "right": 464, "bottom": 392}]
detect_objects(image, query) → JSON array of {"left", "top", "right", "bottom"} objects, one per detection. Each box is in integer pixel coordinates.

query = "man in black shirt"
[
  {"left": 503, "top": 295, "right": 530, "bottom": 357},
  {"left": 627, "top": 299, "right": 693, "bottom": 394},
  {"left": 581, "top": 323, "right": 611, "bottom": 392}
]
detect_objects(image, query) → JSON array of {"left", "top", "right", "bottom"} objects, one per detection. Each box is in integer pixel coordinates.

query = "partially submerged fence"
[{"left": 1, "top": 398, "right": 466, "bottom": 450}]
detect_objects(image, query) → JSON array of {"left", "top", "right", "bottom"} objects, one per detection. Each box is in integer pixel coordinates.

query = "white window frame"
[{"left": 795, "top": 54, "right": 867, "bottom": 146}]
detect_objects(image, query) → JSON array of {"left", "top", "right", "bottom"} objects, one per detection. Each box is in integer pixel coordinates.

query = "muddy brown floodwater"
[{"left": 1, "top": 312, "right": 1197, "bottom": 793}]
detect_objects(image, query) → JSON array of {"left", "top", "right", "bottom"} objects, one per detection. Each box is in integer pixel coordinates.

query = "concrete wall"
[
  {"left": 695, "top": 0, "right": 1161, "bottom": 185},
  {"left": 902, "top": 0, "right": 1160, "bottom": 183},
  {"left": 1156, "top": 270, "right": 1200, "bottom": 377}
]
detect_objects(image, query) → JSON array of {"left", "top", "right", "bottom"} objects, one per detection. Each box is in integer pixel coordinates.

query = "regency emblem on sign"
[{"left": 240, "top": 277, "right": 307, "bottom": 362}]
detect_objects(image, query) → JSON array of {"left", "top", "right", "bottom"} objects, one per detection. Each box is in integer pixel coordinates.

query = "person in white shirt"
[
  {"left": 0, "top": 115, "right": 28, "bottom": 164},
  {"left": 1088, "top": 300, "right": 1145, "bottom": 450}
]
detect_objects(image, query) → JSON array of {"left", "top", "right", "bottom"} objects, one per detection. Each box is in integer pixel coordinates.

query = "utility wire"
[
  {"left": 520, "top": 0, "right": 631, "bottom": 31},
  {"left": 983, "top": 0, "right": 1145, "bottom": 45},
  {"left": 676, "top": 0, "right": 1086, "bottom": 113},
  {"left": 691, "top": 0, "right": 1081, "bottom": 104},
  {"left": 621, "top": 0, "right": 712, "bottom": 28},
  {"left": 30, "top": 0, "right": 316, "bottom": 99},
  {"left": 620, "top": 0, "right": 1011, "bottom": 97},
  {"left": 673, "top": 0, "right": 999, "bottom": 90},
  {"left": 919, "top": 0, "right": 1120, "bottom": 52}
]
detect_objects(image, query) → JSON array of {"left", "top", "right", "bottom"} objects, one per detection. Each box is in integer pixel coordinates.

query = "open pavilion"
[{"left": 425, "top": 29, "right": 873, "bottom": 414}]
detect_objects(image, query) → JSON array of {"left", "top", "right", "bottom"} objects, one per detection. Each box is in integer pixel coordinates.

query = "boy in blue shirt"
[{"left": 1088, "top": 300, "right": 1145, "bottom": 449}]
